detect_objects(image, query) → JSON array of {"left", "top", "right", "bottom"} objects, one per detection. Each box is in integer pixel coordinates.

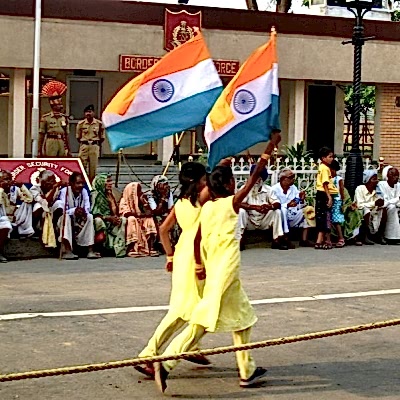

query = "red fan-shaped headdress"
[{"left": 41, "top": 80, "right": 67, "bottom": 99}]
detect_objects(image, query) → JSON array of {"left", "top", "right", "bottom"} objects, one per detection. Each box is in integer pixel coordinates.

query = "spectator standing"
[
  {"left": 315, "top": 147, "right": 337, "bottom": 250},
  {"left": 330, "top": 160, "right": 345, "bottom": 247}
]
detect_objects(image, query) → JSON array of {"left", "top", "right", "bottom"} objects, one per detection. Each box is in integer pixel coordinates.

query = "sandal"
[
  {"left": 128, "top": 251, "right": 145, "bottom": 258},
  {"left": 314, "top": 243, "right": 325, "bottom": 250},
  {"left": 335, "top": 239, "right": 345, "bottom": 248},
  {"left": 324, "top": 241, "right": 333, "bottom": 250},
  {"left": 150, "top": 250, "right": 160, "bottom": 257}
]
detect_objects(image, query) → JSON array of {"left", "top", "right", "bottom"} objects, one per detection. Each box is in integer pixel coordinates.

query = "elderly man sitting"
[
  {"left": 238, "top": 165, "right": 286, "bottom": 250},
  {"left": 271, "top": 168, "right": 316, "bottom": 248},
  {"left": 30, "top": 170, "right": 67, "bottom": 248},
  {"left": 354, "top": 170, "right": 387, "bottom": 245},
  {"left": 377, "top": 166, "right": 400, "bottom": 244},
  {"left": 58, "top": 172, "right": 100, "bottom": 260},
  {"left": 0, "top": 170, "right": 34, "bottom": 262}
]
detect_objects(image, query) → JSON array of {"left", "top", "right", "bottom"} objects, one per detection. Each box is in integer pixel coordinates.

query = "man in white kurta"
[
  {"left": 238, "top": 166, "right": 285, "bottom": 249},
  {"left": 30, "top": 170, "right": 65, "bottom": 248},
  {"left": 271, "top": 168, "right": 315, "bottom": 247},
  {"left": 0, "top": 170, "right": 34, "bottom": 262},
  {"left": 354, "top": 170, "right": 386, "bottom": 244},
  {"left": 377, "top": 166, "right": 400, "bottom": 242},
  {"left": 57, "top": 172, "right": 99, "bottom": 260}
]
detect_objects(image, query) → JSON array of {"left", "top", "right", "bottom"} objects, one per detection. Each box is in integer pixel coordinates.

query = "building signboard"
[{"left": 120, "top": 55, "right": 240, "bottom": 77}]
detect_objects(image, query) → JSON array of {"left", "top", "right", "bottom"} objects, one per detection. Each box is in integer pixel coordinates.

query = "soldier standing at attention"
[
  {"left": 38, "top": 80, "right": 71, "bottom": 158},
  {"left": 76, "top": 105, "right": 105, "bottom": 183}
]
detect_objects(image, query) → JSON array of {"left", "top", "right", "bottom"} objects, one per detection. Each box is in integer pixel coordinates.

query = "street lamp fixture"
[{"left": 340, "top": 0, "right": 382, "bottom": 198}]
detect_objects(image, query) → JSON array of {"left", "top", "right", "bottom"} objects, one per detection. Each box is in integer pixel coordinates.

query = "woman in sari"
[
  {"left": 92, "top": 174, "right": 126, "bottom": 257},
  {"left": 120, "top": 182, "right": 158, "bottom": 257},
  {"left": 147, "top": 175, "right": 179, "bottom": 249},
  {"left": 147, "top": 175, "right": 174, "bottom": 222},
  {"left": 332, "top": 186, "right": 363, "bottom": 245}
]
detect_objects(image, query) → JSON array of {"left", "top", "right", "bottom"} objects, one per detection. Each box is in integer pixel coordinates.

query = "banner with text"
[{"left": 0, "top": 158, "right": 91, "bottom": 190}]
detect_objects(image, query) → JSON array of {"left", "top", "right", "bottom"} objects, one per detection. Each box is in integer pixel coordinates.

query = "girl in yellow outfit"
[
  {"left": 154, "top": 133, "right": 281, "bottom": 393},
  {"left": 135, "top": 162, "right": 210, "bottom": 378}
]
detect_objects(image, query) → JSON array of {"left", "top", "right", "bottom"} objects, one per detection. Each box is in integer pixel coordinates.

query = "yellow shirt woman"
[{"left": 190, "top": 196, "right": 257, "bottom": 333}]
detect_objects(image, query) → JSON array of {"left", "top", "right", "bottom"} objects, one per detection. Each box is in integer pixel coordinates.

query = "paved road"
[{"left": 1, "top": 245, "right": 400, "bottom": 399}]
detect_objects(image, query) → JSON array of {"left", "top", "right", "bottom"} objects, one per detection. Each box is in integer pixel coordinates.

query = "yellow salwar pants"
[
  {"left": 139, "top": 313, "right": 201, "bottom": 357},
  {"left": 162, "top": 324, "right": 256, "bottom": 380},
  {"left": 139, "top": 314, "right": 186, "bottom": 357}
]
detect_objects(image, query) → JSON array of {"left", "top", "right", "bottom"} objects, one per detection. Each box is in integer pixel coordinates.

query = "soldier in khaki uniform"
[
  {"left": 76, "top": 105, "right": 105, "bottom": 183},
  {"left": 38, "top": 80, "right": 71, "bottom": 157}
]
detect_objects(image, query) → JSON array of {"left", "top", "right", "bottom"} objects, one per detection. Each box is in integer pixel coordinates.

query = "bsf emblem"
[{"left": 164, "top": 9, "right": 202, "bottom": 52}]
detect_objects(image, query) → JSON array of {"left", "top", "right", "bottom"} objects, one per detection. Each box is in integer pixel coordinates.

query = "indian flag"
[
  {"left": 102, "top": 32, "right": 223, "bottom": 152},
  {"left": 205, "top": 30, "right": 280, "bottom": 169}
]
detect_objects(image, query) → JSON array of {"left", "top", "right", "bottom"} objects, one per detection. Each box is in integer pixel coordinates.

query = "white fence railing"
[{"left": 231, "top": 157, "right": 381, "bottom": 195}]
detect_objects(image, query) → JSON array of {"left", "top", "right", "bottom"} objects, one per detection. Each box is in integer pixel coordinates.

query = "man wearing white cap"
[
  {"left": 238, "top": 164, "right": 286, "bottom": 250},
  {"left": 271, "top": 167, "right": 316, "bottom": 248},
  {"left": 354, "top": 170, "right": 387, "bottom": 245}
]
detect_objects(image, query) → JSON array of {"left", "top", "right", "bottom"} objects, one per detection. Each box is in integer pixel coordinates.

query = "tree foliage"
[
  {"left": 344, "top": 85, "right": 375, "bottom": 110},
  {"left": 342, "top": 85, "right": 375, "bottom": 123},
  {"left": 392, "top": 10, "right": 400, "bottom": 21}
]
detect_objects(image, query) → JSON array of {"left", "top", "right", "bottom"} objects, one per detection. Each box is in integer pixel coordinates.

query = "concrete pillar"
[
  {"left": 157, "top": 139, "right": 163, "bottom": 162},
  {"left": 373, "top": 84, "right": 382, "bottom": 161},
  {"left": 8, "top": 68, "right": 26, "bottom": 157},
  {"left": 287, "top": 80, "right": 305, "bottom": 146},
  {"left": 162, "top": 136, "right": 174, "bottom": 165},
  {"left": 334, "top": 85, "right": 345, "bottom": 156},
  {"left": 293, "top": 80, "right": 305, "bottom": 144}
]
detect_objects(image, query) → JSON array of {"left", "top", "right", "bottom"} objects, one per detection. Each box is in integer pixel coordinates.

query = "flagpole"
[
  {"left": 31, "top": 0, "right": 42, "bottom": 158},
  {"left": 162, "top": 132, "right": 185, "bottom": 176}
]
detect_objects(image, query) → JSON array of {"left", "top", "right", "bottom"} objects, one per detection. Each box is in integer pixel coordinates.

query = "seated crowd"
[
  {"left": 238, "top": 147, "right": 400, "bottom": 250},
  {"left": 0, "top": 152, "right": 399, "bottom": 262},
  {"left": 0, "top": 170, "right": 174, "bottom": 262},
  {"left": 239, "top": 165, "right": 317, "bottom": 250}
]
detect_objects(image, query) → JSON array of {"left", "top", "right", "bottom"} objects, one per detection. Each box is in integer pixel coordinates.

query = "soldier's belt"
[
  {"left": 80, "top": 140, "right": 100, "bottom": 145},
  {"left": 47, "top": 134, "right": 63, "bottom": 139}
]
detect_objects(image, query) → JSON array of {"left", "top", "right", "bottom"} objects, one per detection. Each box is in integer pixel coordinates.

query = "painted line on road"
[{"left": 1, "top": 288, "right": 400, "bottom": 322}]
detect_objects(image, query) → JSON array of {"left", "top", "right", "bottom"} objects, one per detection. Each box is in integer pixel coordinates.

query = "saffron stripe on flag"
[{"left": 104, "top": 33, "right": 212, "bottom": 117}]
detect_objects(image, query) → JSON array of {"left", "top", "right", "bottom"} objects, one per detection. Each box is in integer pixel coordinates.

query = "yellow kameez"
[
  {"left": 139, "top": 199, "right": 203, "bottom": 357},
  {"left": 190, "top": 195, "right": 257, "bottom": 332},
  {"left": 169, "top": 199, "right": 204, "bottom": 319}
]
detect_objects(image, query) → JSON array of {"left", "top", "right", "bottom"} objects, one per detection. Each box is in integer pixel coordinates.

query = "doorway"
[
  {"left": 306, "top": 85, "right": 336, "bottom": 158},
  {"left": 66, "top": 76, "right": 102, "bottom": 155}
]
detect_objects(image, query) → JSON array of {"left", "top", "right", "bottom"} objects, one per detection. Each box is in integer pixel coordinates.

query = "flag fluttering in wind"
[
  {"left": 102, "top": 32, "right": 223, "bottom": 152},
  {"left": 205, "top": 29, "right": 280, "bottom": 169}
]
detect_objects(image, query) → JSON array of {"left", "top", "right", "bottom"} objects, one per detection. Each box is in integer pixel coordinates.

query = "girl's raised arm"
[{"left": 233, "top": 133, "right": 281, "bottom": 212}]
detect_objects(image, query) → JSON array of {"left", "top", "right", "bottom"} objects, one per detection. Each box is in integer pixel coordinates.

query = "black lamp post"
[{"left": 341, "top": 0, "right": 381, "bottom": 198}]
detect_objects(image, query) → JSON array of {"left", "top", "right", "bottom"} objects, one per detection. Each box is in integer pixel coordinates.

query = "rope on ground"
[{"left": 1, "top": 318, "right": 399, "bottom": 383}]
